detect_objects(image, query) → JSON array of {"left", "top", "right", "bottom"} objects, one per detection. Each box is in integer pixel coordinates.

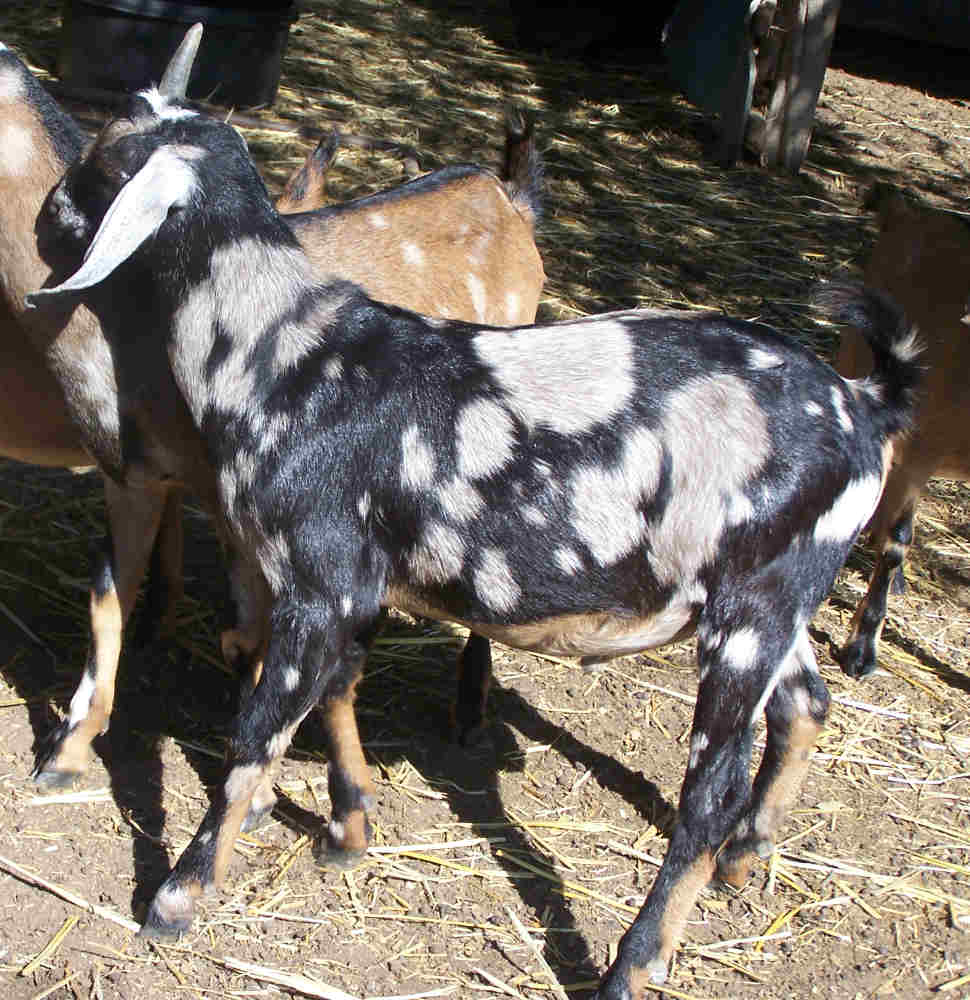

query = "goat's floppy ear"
[
  {"left": 159, "top": 22, "right": 203, "bottom": 99},
  {"left": 27, "top": 147, "right": 198, "bottom": 305}
]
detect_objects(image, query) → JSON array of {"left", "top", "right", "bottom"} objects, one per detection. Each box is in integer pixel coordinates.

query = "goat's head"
[{"left": 28, "top": 24, "right": 281, "bottom": 306}]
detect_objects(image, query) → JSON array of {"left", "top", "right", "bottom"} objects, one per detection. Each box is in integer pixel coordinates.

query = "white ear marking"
[{"left": 26, "top": 145, "right": 200, "bottom": 305}]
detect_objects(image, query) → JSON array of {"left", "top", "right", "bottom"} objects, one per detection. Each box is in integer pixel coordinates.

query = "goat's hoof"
[
  {"left": 835, "top": 638, "right": 877, "bottom": 678},
  {"left": 716, "top": 856, "right": 751, "bottom": 888},
  {"left": 138, "top": 914, "right": 189, "bottom": 940},
  {"left": 454, "top": 718, "right": 491, "bottom": 749},
  {"left": 314, "top": 840, "right": 368, "bottom": 871},
  {"left": 595, "top": 952, "right": 669, "bottom": 999},
  {"left": 31, "top": 764, "right": 83, "bottom": 790},
  {"left": 138, "top": 903, "right": 191, "bottom": 940}
]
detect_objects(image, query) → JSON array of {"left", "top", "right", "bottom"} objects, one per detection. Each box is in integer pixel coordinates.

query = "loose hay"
[{"left": 0, "top": 1, "right": 968, "bottom": 998}]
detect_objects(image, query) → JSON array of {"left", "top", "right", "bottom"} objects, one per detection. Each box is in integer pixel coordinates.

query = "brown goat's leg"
[
  {"left": 134, "top": 487, "right": 185, "bottom": 645},
  {"left": 717, "top": 630, "right": 830, "bottom": 887},
  {"left": 33, "top": 481, "right": 171, "bottom": 786}
]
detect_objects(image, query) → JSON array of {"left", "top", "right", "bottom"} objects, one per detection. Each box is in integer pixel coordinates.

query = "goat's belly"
[{"left": 385, "top": 585, "right": 697, "bottom": 660}]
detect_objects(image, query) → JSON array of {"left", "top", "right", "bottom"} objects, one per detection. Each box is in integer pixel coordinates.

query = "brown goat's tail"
[
  {"left": 813, "top": 281, "right": 923, "bottom": 444},
  {"left": 502, "top": 106, "right": 543, "bottom": 230}
]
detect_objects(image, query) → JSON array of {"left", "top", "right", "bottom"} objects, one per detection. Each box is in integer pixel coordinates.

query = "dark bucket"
[{"left": 59, "top": 0, "right": 298, "bottom": 107}]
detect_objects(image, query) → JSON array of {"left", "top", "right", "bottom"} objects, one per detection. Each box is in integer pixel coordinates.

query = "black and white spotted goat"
[{"left": 28, "top": 77, "right": 921, "bottom": 999}]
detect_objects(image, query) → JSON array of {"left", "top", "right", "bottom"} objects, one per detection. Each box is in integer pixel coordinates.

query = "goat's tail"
[
  {"left": 813, "top": 282, "right": 923, "bottom": 443},
  {"left": 502, "top": 106, "right": 543, "bottom": 230}
]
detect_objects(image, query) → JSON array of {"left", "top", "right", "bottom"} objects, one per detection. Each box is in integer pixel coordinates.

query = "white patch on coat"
[
  {"left": 647, "top": 375, "right": 771, "bottom": 584},
  {"left": 261, "top": 412, "right": 292, "bottom": 453},
  {"left": 368, "top": 212, "right": 389, "bottom": 229},
  {"left": 438, "top": 475, "right": 484, "bottom": 523},
  {"left": 813, "top": 475, "right": 882, "bottom": 543},
  {"left": 282, "top": 667, "right": 300, "bottom": 692},
  {"left": 748, "top": 348, "right": 783, "bottom": 370},
  {"left": 474, "top": 318, "right": 636, "bottom": 434},
  {"left": 0, "top": 63, "right": 25, "bottom": 100},
  {"left": 0, "top": 120, "right": 32, "bottom": 176},
  {"left": 172, "top": 239, "right": 318, "bottom": 423},
  {"left": 804, "top": 400, "right": 824, "bottom": 417},
  {"left": 555, "top": 547, "right": 583, "bottom": 575},
  {"left": 722, "top": 627, "right": 761, "bottom": 672},
  {"left": 400, "top": 424, "right": 436, "bottom": 490},
  {"left": 475, "top": 547, "right": 520, "bottom": 613},
  {"left": 402, "top": 241, "right": 425, "bottom": 268},
  {"left": 570, "top": 425, "right": 663, "bottom": 566},
  {"left": 688, "top": 731, "right": 710, "bottom": 770},
  {"left": 408, "top": 520, "right": 465, "bottom": 583},
  {"left": 505, "top": 291, "right": 523, "bottom": 323},
  {"left": 357, "top": 491, "right": 371, "bottom": 522},
  {"left": 455, "top": 398, "right": 515, "bottom": 480},
  {"left": 265, "top": 723, "right": 297, "bottom": 762},
  {"left": 254, "top": 531, "right": 292, "bottom": 593},
  {"left": 466, "top": 273, "right": 487, "bottom": 321},
  {"left": 67, "top": 672, "right": 96, "bottom": 726},
  {"left": 830, "top": 384, "right": 853, "bottom": 433},
  {"left": 523, "top": 504, "right": 547, "bottom": 526},
  {"left": 340, "top": 595, "right": 353, "bottom": 617},
  {"left": 749, "top": 623, "right": 809, "bottom": 724}
]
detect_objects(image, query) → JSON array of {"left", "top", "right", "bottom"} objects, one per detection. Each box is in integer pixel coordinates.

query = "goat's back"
[{"left": 286, "top": 165, "right": 544, "bottom": 326}]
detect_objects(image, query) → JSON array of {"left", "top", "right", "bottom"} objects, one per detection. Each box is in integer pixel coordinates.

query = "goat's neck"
[{"left": 169, "top": 236, "right": 327, "bottom": 430}]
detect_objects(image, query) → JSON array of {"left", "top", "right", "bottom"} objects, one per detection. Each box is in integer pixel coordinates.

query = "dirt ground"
[{"left": 0, "top": 3, "right": 968, "bottom": 999}]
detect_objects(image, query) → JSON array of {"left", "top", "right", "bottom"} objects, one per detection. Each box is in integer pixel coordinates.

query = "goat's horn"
[{"left": 159, "top": 22, "right": 203, "bottom": 98}]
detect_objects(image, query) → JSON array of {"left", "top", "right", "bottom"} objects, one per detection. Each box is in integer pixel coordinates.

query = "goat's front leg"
[
  {"left": 595, "top": 621, "right": 799, "bottom": 998},
  {"left": 141, "top": 600, "right": 361, "bottom": 937},
  {"left": 33, "top": 479, "right": 172, "bottom": 787},
  {"left": 717, "top": 628, "right": 829, "bottom": 886}
]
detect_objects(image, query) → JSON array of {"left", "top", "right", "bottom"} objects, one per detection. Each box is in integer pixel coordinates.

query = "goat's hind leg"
[
  {"left": 595, "top": 618, "right": 798, "bottom": 997},
  {"left": 33, "top": 481, "right": 171, "bottom": 787},
  {"left": 837, "top": 498, "right": 915, "bottom": 678},
  {"left": 717, "top": 627, "right": 829, "bottom": 887}
]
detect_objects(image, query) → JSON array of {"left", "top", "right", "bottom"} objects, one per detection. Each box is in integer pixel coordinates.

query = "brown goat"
[
  {"left": 282, "top": 108, "right": 544, "bottom": 326},
  {"left": 835, "top": 185, "right": 970, "bottom": 676}
]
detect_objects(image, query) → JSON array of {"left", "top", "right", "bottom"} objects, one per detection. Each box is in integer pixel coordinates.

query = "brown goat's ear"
[
  {"left": 27, "top": 146, "right": 198, "bottom": 306},
  {"left": 159, "top": 22, "right": 203, "bottom": 99}
]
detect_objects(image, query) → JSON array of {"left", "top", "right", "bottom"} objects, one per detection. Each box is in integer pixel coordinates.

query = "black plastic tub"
[{"left": 59, "top": 0, "right": 298, "bottom": 107}]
